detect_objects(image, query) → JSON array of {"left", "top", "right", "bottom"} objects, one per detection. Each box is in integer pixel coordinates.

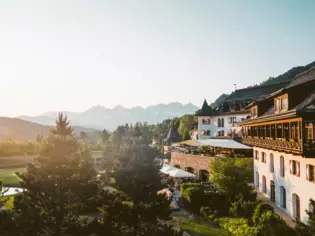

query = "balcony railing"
[{"left": 242, "top": 136, "right": 302, "bottom": 155}]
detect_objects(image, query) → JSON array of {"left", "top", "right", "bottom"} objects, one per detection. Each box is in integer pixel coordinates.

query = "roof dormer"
[{"left": 274, "top": 94, "right": 288, "bottom": 114}]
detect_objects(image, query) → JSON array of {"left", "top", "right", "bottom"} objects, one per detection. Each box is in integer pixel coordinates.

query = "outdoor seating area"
[{"left": 171, "top": 138, "right": 252, "bottom": 157}]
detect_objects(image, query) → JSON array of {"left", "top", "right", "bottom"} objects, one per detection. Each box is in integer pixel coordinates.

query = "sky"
[{"left": 0, "top": 0, "right": 314, "bottom": 117}]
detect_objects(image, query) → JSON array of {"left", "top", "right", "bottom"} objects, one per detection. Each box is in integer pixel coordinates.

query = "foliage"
[
  {"left": 0, "top": 168, "right": 25, "bottom": 186},
  {"left": 177, "top": 217, "right": 229, "bottom": 236},
  {"left": 215, "top": 217, "right": 258, "bottom": 236},
  {"left": 0, "top": 141, "right": 40, "bottom": 157},
  {"left": 182, "top": 187, "right": 204, "bottom": 212},
  {"left": 98, "top": 134, "right": 180, "bottom": 236},
  {"left": 252, "top": 202, "right": 274, "bottom": 225},
  {"left": 11, "top": 113, "right": 98, "bottom": 236},
  {"left": 180, "top": 183, "right": 203, "bottom": 193},
  {"left": 177, "top": 115, "right": 197, "bottom": 141},
  {"left": 256, "top": 210, "right": 297, "bottom": 236},
  {"left": 209, "top": 157, "right": 255, "bottom": 204},
  {"left": 295, "top": 199, "right": 315, "bottom": 236},
  {"left": 230, "top": 197, "right": 258, "bottom": 219}
]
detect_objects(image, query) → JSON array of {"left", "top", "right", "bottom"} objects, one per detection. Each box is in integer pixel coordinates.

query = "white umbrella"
[
  {"left": 167, "top": 169, "right": 196, "bottom": 178},
  {"left": 160, "top": 164, "right": 178, "bottom": 174}
]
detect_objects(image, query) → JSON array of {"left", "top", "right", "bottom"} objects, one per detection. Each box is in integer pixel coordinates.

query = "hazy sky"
[{"left": 0, "top": 0, "right": 314, "bottom": 116}]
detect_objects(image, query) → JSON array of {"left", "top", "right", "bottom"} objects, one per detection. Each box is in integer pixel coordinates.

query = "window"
[
  {"left": 262, "top": 175, "right": 267, "bottom": 193},
  {"left": 255, "top": 171, "right": 259, "bottom": 188},
  {"left": 218, "top": 118, "right": 225, "bottom": 127},
  {"left": 270, "top": 153, "right": 274, "bottom": 172},
  {"left": 280, "top": 186, "right": 286, "bottom": 209},
  {"left": 228, "top": 117, "right": 236, "bottom": 124},
  {"left": 290, "top": 160, "right": 300, "bottom": 177},
  {"left": 275, "top": 94, "right": 288, "bottom": 113},
  {"left": 255, "top": 150, "right": 259, "bottom": 160},
  {"left": 251, "top": 106, "right": 258, "bottom": 118},
  {"left": 281, "top": 97, "right": 288, "bottom": 111},
  {"left": 280, "top": 156, "right": 285, "bottom": 177},
  {"left": 307, "top": 164, "right": 315, "bottom": 182},
  {"left": 206, "top": 130, "right": 211, "bottom": 136},
  {"left": 261, "top": 152, "right": 266, "bottom": 163},
  {"left": 305, "top": 123, "right": 314, "bottom": 139},
  {"left": 202, "top": 119, "right": 211, "bottom": 125},
  {"left": 218, "top": 130, "right": 224, "bottom": 136}
]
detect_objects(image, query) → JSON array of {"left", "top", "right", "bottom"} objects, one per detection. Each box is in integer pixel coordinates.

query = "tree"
[
  {"left": 12, "top": 113, "right": 98, "bottom": 236},
  {"left": 100, "top": 129, "right": 110, "bottom": 144},
  {"left": 98, "top": 138, "right": 180, "bottom": 236},
  {"left": 209, "top": 157, "right": 255, "bottom": 204},
  {"left": 295, "top": 199, "right": 315, "bottom": 236}
]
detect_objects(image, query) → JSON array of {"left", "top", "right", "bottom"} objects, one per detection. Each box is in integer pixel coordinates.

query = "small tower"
[{"left": 163, "top": 121, "right": 181, "bottom": 146}]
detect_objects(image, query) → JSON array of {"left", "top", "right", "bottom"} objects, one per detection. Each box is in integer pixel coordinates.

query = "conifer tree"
[
  {"left": 97, "top": 137, "right": 181, "bottom": 236},
  {"left": 12, "top": 113, "right": 98, "bottom": 236}
]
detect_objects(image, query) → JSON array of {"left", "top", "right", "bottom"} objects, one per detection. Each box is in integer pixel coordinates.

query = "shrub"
[
  {"left": 182, "top": 187, "right": 204, "bottom": 212},
  {"left": 256, "top": 210, "right": 297, "bottom": 236},
  {"left": 180, "top": 183, "right": 203, "bottom": 193},
  {"left": 215, "top": 217, "right": 258, "bottom": 236},
  {"left": 252, "top": 202, "right": 274, "bottom": 225},
  {"left": 200, "top": 206, "right": 218, "bottom": 220},
  {"left": 230, "top": 199, "right": 257, "bottom": 219}
]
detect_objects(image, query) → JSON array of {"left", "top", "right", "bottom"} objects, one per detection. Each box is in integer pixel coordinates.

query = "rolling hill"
[{"left": 0, "top": 117, "right": 97, "bottom": 141}]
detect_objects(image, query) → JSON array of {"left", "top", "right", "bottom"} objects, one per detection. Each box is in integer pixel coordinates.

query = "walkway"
[{"left": 256, "top": 191, "right": 296, "bottom": 227}]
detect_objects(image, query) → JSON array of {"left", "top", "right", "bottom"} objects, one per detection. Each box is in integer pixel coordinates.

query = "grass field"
[
  {"left": 176, "top": 217, "right": 228, "bottom": 236},
  {"left": 0, "top": 168, "right": 25, "bottom": 186}
]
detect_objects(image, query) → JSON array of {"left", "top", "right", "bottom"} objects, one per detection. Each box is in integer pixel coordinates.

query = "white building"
[
  {"left": 241, "top": 67, "right": 315, "bottom": 223},
  {"left": 197, "top": 83, "right": 286, "bottom": 140}
]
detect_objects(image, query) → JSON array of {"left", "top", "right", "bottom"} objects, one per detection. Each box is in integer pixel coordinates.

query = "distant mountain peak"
[{"left": 17, "top": 102, "right": 199, "bottom": 130}]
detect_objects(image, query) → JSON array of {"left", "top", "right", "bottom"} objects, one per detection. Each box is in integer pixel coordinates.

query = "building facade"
[
  {"left": 241, "top": 67, "right": 315, "bottom": 223},
  {"left": 198, "top": 82, "right": 288, "bottom": 140}
]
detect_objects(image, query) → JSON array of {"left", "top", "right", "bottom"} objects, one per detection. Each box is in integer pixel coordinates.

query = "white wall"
[
  {"left": 254, "top": 147, "right": 315, "bottom": 223},
  {"left": 198, "top": 113, "right": 247, "bottom": 140}
]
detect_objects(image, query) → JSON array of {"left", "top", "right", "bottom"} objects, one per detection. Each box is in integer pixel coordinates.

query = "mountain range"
[{"left": 18, "top": 103, "right": 200, "bottom": 131}]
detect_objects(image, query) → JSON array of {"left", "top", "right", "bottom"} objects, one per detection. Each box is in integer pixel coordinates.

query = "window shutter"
[
  {"left": 296, "top": 162, "right": 300, "bottom": 177},
  {"left": 289, "top": 160, "right": 293, "bottom": 174},
  {"left": 306, "top": 164, "right": 309, "bottom": 180}
]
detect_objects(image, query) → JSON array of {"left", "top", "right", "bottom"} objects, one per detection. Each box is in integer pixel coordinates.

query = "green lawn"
[
  {"left": 0, "top": 168, "right": 25, "bottom": 185},
  {"left": 176, "top": 217, "right": 229, "bottom": 236}
]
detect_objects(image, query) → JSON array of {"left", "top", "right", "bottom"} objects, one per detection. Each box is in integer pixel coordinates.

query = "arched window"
[
  {"left": 255, "top": 171, "right": 259, "bottom": 188},
  {"left": 270, "top": 153, "right": 274, "bottom": 172},
  {"left": 280, "top": 156, "right": 285, "bottom": 177},
  {"left": 262, "top": 175, "right": 267, "bottom": 193},
  {"left": 280, "top": 186, "right": 286, "bottom": 208},
  {"left": 292, "top": 194, "right": 301, "bottom": 220},
  {"left": 270, "top": 181, "right": 275, "bottom": 202},
  {"left": 261, "top": 152, "right": 266, "bottom": 163}
]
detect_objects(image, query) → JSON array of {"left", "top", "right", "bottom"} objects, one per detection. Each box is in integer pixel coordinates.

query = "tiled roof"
[
  {"left": 285, "top": 67, "right": 315, "bottom": 89},
  {"left": 295, "top": 91, "right": 315, "bottom": 112}
]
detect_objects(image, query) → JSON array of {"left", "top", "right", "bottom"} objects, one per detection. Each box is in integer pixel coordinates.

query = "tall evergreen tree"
[
  {"left": 97, "top": 138, "right": 180, "bottom": 236},
  {"left": 12, "top": 113, "right": 98, "bottom": 236}
]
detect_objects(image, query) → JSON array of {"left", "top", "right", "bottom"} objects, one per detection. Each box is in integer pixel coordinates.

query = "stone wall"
[{"left": 170, "top": 152, "right": 214, "bottom": 174}]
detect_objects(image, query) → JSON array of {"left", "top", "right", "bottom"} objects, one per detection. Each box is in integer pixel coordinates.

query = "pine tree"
[
  {"left": 97, "top": 138, "right": 181, "bottom": 236},
  {"left": 12, "top": 113, "right": 98, "bottom": 236}
]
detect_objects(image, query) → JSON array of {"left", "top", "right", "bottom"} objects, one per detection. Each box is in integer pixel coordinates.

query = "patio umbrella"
[
  {"left": 167, "top": 169, "right": 196, "bottom": 178},
  {"left": 160, "top": 164, "right": 178, "bottom": 174}
]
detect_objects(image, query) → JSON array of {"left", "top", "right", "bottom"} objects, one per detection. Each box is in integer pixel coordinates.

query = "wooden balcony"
[{"left": 242, "top": 136, "right": 303, "bottom": 155}]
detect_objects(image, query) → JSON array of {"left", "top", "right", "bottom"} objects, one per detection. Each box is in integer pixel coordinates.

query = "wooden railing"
[{"left": 242, "top": 136, "right": 302, "bottom": 155}]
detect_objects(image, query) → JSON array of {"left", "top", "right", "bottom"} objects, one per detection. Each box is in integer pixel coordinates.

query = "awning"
[
  {"left": 173, "top": 139, "right": 252, "bottom": 150},
  {"left": 160, "top": 164, "right": 178, "bottom": 174}
]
